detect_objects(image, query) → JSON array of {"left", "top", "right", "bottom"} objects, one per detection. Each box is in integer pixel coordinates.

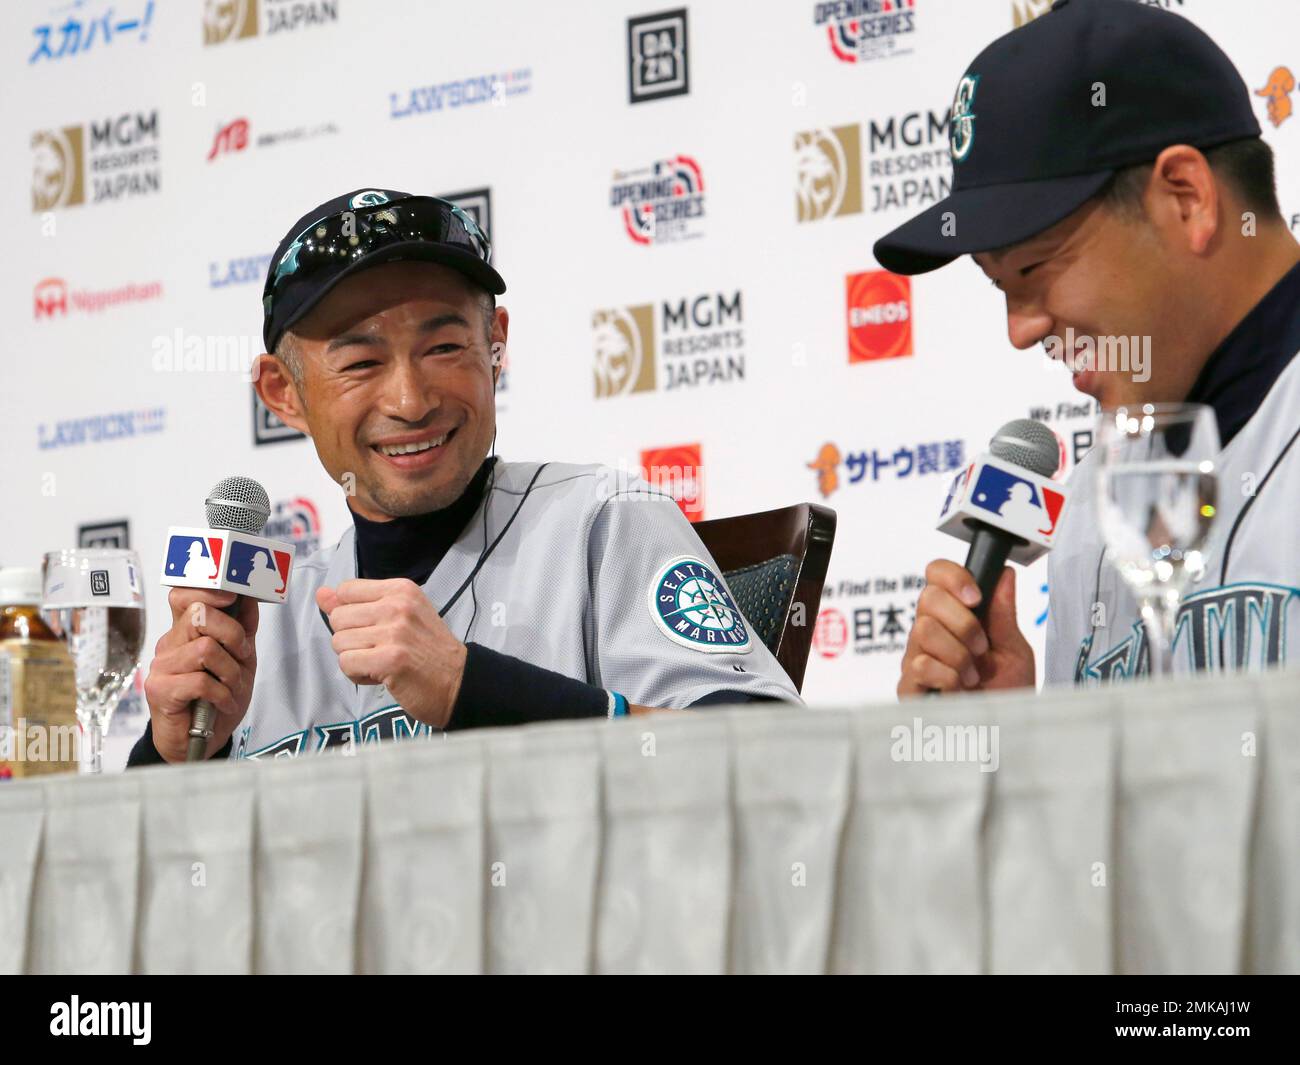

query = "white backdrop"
[{"left": 4, "top": 0, "right": 1298, "bottom": 770}]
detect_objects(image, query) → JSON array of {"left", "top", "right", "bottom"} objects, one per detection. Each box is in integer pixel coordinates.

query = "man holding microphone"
[
  {"left": 874, "top": 0, "right": 1300, "bottom": 696},
  {"left": 131, "top": 188, "right": 798, "bottom": 764}
]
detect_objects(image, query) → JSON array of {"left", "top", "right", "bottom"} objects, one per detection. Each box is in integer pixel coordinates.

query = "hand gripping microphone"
[
  {"left": 935, "top": 419, "right": 1070, "bottom": 622},
  {"left": 158, "top": 476, "right": 296, "bottom": 761}
]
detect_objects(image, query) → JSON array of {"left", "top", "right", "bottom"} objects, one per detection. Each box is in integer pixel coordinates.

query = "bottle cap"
[{"left": 0, "top": 567, "right": 44, "bottom": 607}]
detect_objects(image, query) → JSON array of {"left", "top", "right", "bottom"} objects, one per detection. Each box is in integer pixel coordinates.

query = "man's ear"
[
  {"left": 1148, "top": 144, "right": 1220, "bottom": 256},
  {"left": 253, "top": 353, "right": 310, "bottom": 435},
  {"left": 492, "top": 306, "right": 509, "bottom": 352},
  {"left": 490, "top": 305, "right": 510, "bottom": 386}
]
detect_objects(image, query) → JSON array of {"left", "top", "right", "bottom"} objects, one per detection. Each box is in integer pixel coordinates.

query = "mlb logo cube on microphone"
[
  {"left": 969, "top": 466, "right": 1065, "bottom": 537},
  {"left": 935, "top": 455, "right": 1069, "bottom": 566},
  {"left": 162, "top": 530, "right": 225, "bottom": 588},
  {"left": 161, "top": 527, "right": 295, "bottom": 603}
]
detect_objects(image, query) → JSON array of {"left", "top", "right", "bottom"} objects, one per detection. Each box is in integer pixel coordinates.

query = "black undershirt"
[
  {"left": 352, "top": 457, "right": 496, "bottom": 584},
  {"left": 1184, "top": 256, "right": 1300, "bottom": 446}
]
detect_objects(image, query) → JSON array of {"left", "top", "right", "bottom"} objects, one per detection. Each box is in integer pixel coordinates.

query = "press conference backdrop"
[{"left": 4, "top": 0, "right": 1298, "bottom": 770}]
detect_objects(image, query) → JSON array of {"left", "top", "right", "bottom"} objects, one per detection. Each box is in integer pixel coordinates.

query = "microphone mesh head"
[
  {"left": 205, "top": 476, "right": 271, "bottom": 533},
  {"left": 988, "top": 419, "right": 1060, "bottom": 478}
]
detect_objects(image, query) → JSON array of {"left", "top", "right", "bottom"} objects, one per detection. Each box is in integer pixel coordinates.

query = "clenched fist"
[
  {"left": 897, "top": 560, "right": 1035, "bottom": 698},
  {"left": 317, "top": 578, "right": 467, "bottom": 729},
  {"left": 143, "top": 588, "right": 259, "bottom": 762}
]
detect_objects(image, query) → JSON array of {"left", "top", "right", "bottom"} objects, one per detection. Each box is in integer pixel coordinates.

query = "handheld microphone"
[
  {"left": 158, "top": 476, "right": 295, "bottom": 761},
  {"left": 935, "top": 419, "right": 1069, "bottom": 622}
]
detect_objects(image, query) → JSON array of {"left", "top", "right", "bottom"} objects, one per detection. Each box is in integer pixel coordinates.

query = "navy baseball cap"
[
  {"left": 873, "top": 0, "right": 1262, "bottom": 275},
  {"left": 262, "top": 188, "right": 506, "bottom": 352}
]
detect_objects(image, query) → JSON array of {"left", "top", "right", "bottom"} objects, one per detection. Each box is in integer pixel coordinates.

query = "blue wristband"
[{"left": 609, "top": 691, "right": 629, "bottom": 718}]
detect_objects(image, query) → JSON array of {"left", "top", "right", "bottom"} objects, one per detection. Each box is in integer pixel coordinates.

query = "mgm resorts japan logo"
[
  {"left": 593, "top": 291, "right": 744, "bottom": 397},
  {"left": 203, "top": 0, "right": 339, "bottom": 45},
  {"left": 32, "top": 111, "right": 160, "bottom": 212},
  {"left": 795, "top": 126, "right": 863, "bottom": 222}
]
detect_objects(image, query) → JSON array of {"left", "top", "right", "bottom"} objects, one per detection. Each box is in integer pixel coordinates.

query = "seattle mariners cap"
[
  {"left": 262, "top": 188, "right": 506, "bottom": 352},
  {"left": 873, "top": 0, "right": 1262, "bottom": 276}
]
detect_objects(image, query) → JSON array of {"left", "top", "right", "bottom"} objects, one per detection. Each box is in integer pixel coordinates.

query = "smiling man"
[
  {"left": 874, "top": 0, "right": 1300, "bottom": 694},
  {"left": 130, "top": 188, "right": 798, "bottom": 764}
]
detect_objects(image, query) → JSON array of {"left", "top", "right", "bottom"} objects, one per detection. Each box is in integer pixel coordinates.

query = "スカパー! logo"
[{"left": 648, "top": 556, "right": 751, "bottom": 653}]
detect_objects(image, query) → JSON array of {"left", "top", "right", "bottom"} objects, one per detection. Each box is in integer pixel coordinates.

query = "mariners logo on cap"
[
  {"left": 349, "top": 190, "right": 390, "bottom": 208},
  {"left": 950, "top": 75, "right": 980, "bottom": 163},
  {"left": 648, "top": 555, "right": 752, "bottom": 654}
]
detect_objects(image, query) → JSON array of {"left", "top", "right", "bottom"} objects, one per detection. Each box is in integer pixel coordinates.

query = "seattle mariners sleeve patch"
[{"left": 647, "top": 556, "right": 752, "bottom": 654}]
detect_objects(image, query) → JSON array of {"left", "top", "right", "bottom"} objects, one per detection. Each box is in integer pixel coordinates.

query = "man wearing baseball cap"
[
  {"left": 131, "top": 189, "right": 798, "bottom": 765},
  {"left": 884, "top": 0, "right": 1300, "bottom": 695}
]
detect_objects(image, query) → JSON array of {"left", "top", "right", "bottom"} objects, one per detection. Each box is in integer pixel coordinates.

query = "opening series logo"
[
  {"left": 32, "top": 111, "right": 160, "bottom": 211},
  {"left": 627, "top": 8, "right": 689, "bottom": 104},
  {"left": 610, "top": 156, "right": 706, "bottom": 244},
  {"left": 263, "top": 497, "right": 322, "bottom": 555},
  {"left": 593, "top": 291, "right": 744, "bottom": 397},
  {"left": 814, "top": 0, "right": 917, "bottom": 64},
  {"left": 203, "top": 0, "right": 339, "bottom": 45},
  {"left": 795, "top": 126, "right": 862, "bottom": 222},
  {"left": 846, "top": 270, "right": 911, "bottom": 362}
]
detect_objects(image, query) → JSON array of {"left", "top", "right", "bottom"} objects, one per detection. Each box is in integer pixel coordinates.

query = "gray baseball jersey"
[
  {"left": 1046, "top": 351, "right": 1300, "bottom": 684},
  {"left": 232, "top": 460, "right": 801, "bottom": 759}
]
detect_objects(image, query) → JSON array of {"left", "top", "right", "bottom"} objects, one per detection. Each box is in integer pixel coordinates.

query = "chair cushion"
[{"left": 722, "top": 554, "right": 799, "bottom": 654}]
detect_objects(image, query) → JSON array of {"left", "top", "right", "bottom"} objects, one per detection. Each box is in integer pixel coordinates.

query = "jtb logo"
[
  {"left": 225, "top": 540, "right": 290, "bottom": 597},
  {"left": 970, "top": 466, "right": 1064, "bottom": 535},
  {"left": 164, "top": 535, "right": 222, "bottom": 582}
]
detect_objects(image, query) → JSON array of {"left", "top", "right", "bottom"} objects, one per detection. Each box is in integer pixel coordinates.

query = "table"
[{"left": 1, "top": 669, "right": 1296, "bottom": 974}]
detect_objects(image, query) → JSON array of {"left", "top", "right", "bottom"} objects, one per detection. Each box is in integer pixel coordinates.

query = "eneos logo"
[{"left": 846, "top": 270, "right": 912, "bottom": 362}]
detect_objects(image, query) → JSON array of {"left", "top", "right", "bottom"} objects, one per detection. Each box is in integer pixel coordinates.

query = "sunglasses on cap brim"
[{"left": 262, "top": 197, "right": 494, "bottom": 318}]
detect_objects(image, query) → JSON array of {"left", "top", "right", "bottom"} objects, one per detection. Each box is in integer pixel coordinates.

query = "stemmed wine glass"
[
  {"left": 1094, "top": 403, "right": 1219, "bottom": 678},
  {"left": 41, "top": 549, "right": 147, "bottom": 773}
]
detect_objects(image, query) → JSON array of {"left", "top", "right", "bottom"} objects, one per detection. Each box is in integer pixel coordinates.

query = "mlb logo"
[
  {"left": 163, "top": 533, "right": 224, "bottom": 587},
  {"left": 627, "top": 8, "right": 690, "bottom": 104},
  {"left": 225, "top": 538, "right": 291, "bottom": 600},
  {"left": 970, "top": 466, "right": 1065, "bottom": 537},
  {"left": 90, "top": 570, "right": 110, "bottom": 596},
  {"left": 939, "top": 464, "right": 973, "bottom": 520}
]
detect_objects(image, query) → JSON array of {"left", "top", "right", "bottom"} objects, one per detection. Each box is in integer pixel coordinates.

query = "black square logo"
[
  {"left": 90, "top": 570, "right": 110, "bottom": 596},
  {"left": 78, "top": 519, "right": 130, "bottom": 550},
  {"left": 627, "top": 8, "right": 689, "bottom": 104},
  {"left": 439, "top": 187, "right": 493, "bottom": 247},
  {"left": 253, "top": 390, "right": 305, "bottom": 446}
]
